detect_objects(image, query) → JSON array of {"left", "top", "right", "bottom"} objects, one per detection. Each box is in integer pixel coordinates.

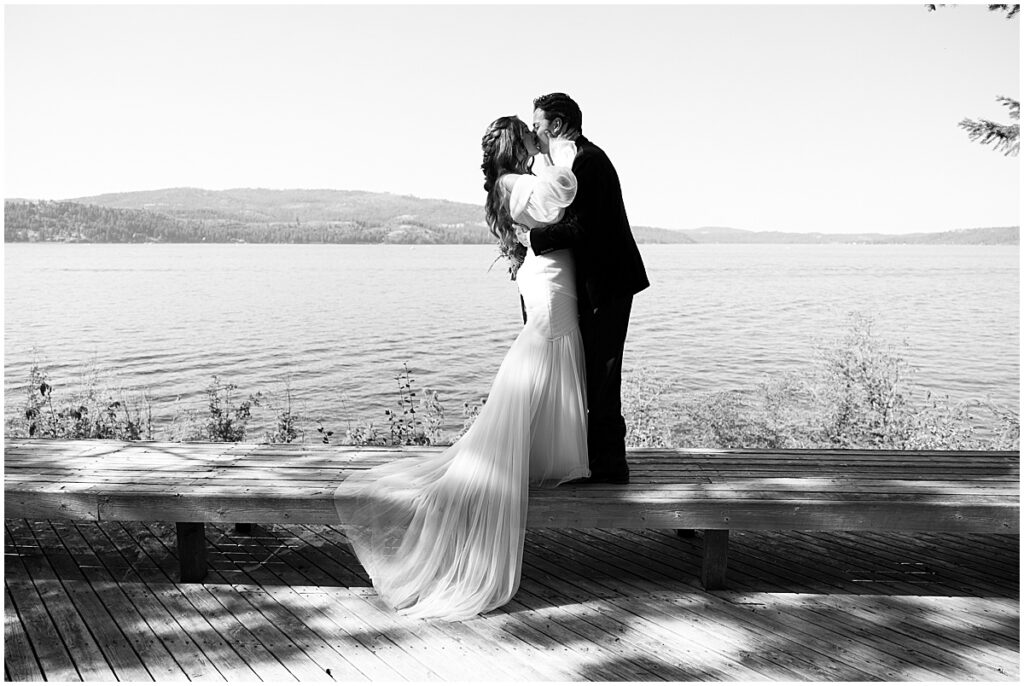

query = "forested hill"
[
  {"left": 4, "top": 188, "right": 495, "bottom": 244},
  {"left": 69, "top": 188, "right": 486, "bottom": 226},
  {"left": 4, "top": 187, "right": 1017, "bottom": 244},
  {"left": 4, "top": 199, "right": 493, "bottom": 244},
  {"left": 4, "top": 188, "right": 697, "bottom": 244}
]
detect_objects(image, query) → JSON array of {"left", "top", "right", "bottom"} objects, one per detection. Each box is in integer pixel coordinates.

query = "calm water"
[{"left": 4, "top": 243, "right": 1019, "bottom": 437}]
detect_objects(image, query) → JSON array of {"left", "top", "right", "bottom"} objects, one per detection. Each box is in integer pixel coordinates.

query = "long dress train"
[{"left": 334, "top": 164, "right": 587, "bottom": 621}]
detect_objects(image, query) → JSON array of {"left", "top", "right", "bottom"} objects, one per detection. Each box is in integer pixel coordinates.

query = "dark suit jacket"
[{"left": 529, "top": 136, "right": 649, "bottom": 309}]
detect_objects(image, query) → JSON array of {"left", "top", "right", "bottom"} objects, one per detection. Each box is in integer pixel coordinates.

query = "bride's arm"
[
  {"left": 523, "top": 147, "right": 601, "bottom": 254},
  {"left": 517, "top": 139, "right": 583, "bottom": 246},
  {"left": 509, "top": 167, "right": 577, "bottom": 227}
]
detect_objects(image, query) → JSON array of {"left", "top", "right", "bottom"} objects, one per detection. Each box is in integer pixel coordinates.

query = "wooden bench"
[{"left": 4, "top": 439, "right": 1019, "bottom": 590}]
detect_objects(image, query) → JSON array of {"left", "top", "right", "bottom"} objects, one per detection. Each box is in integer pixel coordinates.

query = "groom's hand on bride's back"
[
  {"left": 529, "top": 211, "right": 584, "bottom": 255},
  {"left": 514, "top": 223, "right": 532, "bottom": 248}
]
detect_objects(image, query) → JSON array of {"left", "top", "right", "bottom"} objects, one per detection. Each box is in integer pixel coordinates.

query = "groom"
[{"left": 517, "top": 92, "right": 649, "bottom": 484}]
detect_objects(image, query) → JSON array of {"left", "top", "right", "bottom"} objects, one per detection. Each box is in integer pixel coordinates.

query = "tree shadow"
[{"left": 4, "top": 518, "right": 1019, "bottom": 681}]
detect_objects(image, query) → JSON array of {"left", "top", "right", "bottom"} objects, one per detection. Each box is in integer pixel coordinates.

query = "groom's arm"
[
  {"left": 527, "top": 151, "right": 602, "bottom": 255},
  {"left": 527, "top": 210, "right": 584, "bottom": 255}
]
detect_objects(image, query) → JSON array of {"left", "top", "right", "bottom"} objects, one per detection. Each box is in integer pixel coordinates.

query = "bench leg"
[
  {"left": 176, "top": 522, "right": 207, "bottom": 582},
  {"left": 233, "top": 523, "right": 254, "bottom": 535},
  {"left": 701, "top": 530, "right": 729, "bottom": 590},
  {"left": 675, "top": 529, "right": 696, "bottom": 537}
]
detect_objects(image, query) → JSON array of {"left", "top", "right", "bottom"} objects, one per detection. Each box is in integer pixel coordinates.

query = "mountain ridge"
[{"left": 4, "top": 187, "right": 1018, "bottom": 245}]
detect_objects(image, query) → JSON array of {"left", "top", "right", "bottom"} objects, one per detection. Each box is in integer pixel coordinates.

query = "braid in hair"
[{"left": 481, "top": 116, "right": 532, "bottom": 279}]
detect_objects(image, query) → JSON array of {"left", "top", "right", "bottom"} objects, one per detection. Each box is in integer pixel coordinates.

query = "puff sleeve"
[{"left": 509, "top": 166, "right": 578, "bottom": 226}]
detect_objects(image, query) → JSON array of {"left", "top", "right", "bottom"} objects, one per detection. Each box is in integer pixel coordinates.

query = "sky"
[{"left": 3, "top": 2, "right": 1020, "bottom": 234}]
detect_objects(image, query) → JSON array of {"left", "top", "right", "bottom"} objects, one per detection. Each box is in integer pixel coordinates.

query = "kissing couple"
[{"left": 335, "top": 92, "right": 650, "bottom": 620}]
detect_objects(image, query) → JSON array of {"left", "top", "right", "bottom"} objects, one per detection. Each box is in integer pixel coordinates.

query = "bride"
[{"left": 334, "top": 115, "right": 589, "bottom": 621}]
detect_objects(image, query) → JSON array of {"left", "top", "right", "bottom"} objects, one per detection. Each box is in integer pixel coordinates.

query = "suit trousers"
[{"left": 578, "top": 294, "right": 633, "bottom": 478}]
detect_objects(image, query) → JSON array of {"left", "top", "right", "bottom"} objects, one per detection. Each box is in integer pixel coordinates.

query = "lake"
[{"left": 4, "top": 243, "right": 1019, "bottom": 438}]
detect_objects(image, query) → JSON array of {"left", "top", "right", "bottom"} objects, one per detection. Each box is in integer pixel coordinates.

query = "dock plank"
[
  {"left": 24, "top": 521, "right": 158, "bottom": 682},
  {"left": 91, "top": 522, "right": 244, "bottom": 680},
  {"left": 51, "top": 522, "right": 190, "bottom": 681},
  {"left": 5, "top": 436, "right": 1020, "bottom": 683},
  {"left": 573, "top": 528, "right": 1008, "bottom": 680},
  {"left": 517, "top": 534, "right": 773, "bottom": 680},
  {"left": 8, "top": 521, "right": 119, "bottom": 682},
  {"left": 527, "top": 528, "right": 847, "bottom": 681},
  {"left": 279, "top": 525, "right": 563, "bottom": 680},
  {"left": 284, "top": 526, "right": 569, "bottom": 681},
  {"left": 213, "top": 526, "right": 490, "bottom": 682},
  {"left": 200, "top": 524, "right": 449, "bottom": 682},
  {"left": 8, "top": 442, "right": 1019, "bottom": 534},
  {"left": 564, "top": 530, "right": 892, "bottom": 680},
  {"left": 5, "top": 518, "right": 1018, "bottom": 682},
  {"left": 3, "top": 584, "right": 45, "bottom": 682}
]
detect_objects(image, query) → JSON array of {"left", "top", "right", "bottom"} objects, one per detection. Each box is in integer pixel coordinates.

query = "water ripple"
[{"left": 5, "top": 243, "right": 1019, "bottom": 435}]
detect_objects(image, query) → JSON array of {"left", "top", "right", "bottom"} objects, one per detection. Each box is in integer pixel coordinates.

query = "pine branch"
[
  {"left": 987, "top": 4, "right": 1020, "bottom": 19},
  {"left": 995, "top": 96, "right": 1021, "bottom": 121},
  {"left": 959, "top": 96, "right": 1020, "bottom": 156},
  {"left": 927, "top": 4, "right": 1019, "bottom": 19},
  {"left": 958, "top": 119, "right": 1020, "bottom": 156},
  {"left": 958, "top": 118, "right": 1020, "bottom": 155}
]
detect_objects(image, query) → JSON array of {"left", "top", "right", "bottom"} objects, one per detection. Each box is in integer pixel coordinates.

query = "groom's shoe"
[{"left": 592, "top": 472, "right": 630, "bottom": 485}]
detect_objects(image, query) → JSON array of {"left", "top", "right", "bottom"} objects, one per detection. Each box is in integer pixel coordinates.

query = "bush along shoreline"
[
  {"left": 6, "top": 316, "right": 1019, "bottom": 451},
  {"left": 623, "top": 314, "right": 1018, "bottom": 451}
]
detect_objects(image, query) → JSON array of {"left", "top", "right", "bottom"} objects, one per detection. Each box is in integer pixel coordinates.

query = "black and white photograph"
[{"left": 3, "top": 1, "right": 1019, "bottom": 681}]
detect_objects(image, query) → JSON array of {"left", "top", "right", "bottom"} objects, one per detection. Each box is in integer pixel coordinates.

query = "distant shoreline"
[
  {"left": 6, "top": 238, "right": 1019, "bottom": 247},
  {"left": 4, "top": 192, "right": 1019, "bottom": 246}
]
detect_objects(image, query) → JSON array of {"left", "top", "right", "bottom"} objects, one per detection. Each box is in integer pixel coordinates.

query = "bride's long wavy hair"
[{"left": 481, "top": 116, "right": 533, "bottom": 278}]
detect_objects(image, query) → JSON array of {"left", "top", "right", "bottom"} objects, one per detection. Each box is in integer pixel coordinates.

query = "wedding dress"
[{"left": 334, "top": 158, "right": 588, "bottom": 621}]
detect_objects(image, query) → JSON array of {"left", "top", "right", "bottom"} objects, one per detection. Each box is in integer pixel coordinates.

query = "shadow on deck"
[{"left": 5, "top": 519, "right": 1019, "bottom": 681}]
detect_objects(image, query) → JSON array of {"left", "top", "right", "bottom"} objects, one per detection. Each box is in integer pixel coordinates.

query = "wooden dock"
[
  {"left": 7, "top": 440, "right": 1018, "bottom": 592},
  {"left": 5, "top": 517, "right": 1018, "bottom": 681}
]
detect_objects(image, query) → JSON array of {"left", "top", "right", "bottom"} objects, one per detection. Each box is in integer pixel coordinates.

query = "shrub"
[
  {"left": 263, "top": 381, "right": 303, "bottom": 444},
  {"left": 675, "top": 375, "right": 816, "bottom": 450},
  {"left": 11, "top": 360, "right": 153, "bottom": 440},
  {"left": 808, "top": 314, "right": 918, "bottom": 448},
  {"left": 649, "top": 313, "right": 1019, "bottom": 450},
  {"left": 342, "top": 363, "right": 446, "bottom": 446},
  {"left": 454, "top": 397, "right": 487, "bottom": 440},
  {"left": 170, "top": 376, "right": 262, "bottom": 442},
  {"left": 621, "top": 365, "right": 679, "bottom": 448}
]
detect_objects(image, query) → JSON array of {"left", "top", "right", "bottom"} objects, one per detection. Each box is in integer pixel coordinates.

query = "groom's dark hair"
[{"left": 533, "top": 92, "right": 583, "bottom": 134}]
